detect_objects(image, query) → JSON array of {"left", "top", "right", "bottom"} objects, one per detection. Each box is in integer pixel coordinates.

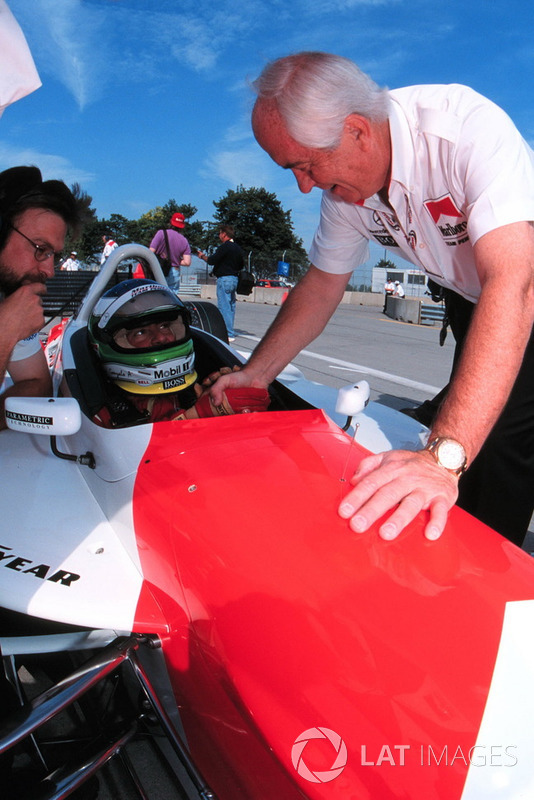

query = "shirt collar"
[{"left": 386, "top": 92, "right": 416, "bottom": 195}]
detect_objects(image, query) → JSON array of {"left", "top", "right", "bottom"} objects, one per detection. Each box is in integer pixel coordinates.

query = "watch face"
[{"left": 436, "top": 439, "right": 466, "bottom": 471}]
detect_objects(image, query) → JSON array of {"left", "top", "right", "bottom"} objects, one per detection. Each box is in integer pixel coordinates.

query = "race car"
[{"left": 1, "top": 244, "right": 533, "bottom": 800}]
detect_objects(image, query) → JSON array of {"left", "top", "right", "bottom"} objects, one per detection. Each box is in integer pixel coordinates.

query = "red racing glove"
[{"left": 187, "top": 388, "right": 270, "bottom": 418}]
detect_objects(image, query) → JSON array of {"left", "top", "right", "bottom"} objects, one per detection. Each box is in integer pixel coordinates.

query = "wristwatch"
[{"left": 423, "top": 437, "right": 468, "bottom": 476}]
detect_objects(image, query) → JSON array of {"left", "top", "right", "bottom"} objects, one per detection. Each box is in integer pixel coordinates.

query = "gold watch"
[{"left": 424, "top": 437, "right": 467, "bottom": 476}]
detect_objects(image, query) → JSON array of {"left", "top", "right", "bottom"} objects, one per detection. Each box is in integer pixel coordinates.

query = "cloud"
[
  {"left": 201, "top": 142, "right": 272, "bottom": 188},
  {"left": 0, "top": 140, "right": 95, "bottom": 185},
  {"left": 163, "top": 4, "right": 265, "bottom": 75},
  {"left": 9, "top": 0, "right": 109, "bottom": 110},
  {"left": 8, "top": 0, "right": 268, "bottom": 109}
]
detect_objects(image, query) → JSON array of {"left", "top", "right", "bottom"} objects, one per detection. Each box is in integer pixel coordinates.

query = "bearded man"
[{"left": 0, "top": 166, "right": 80, "bottom": 429}]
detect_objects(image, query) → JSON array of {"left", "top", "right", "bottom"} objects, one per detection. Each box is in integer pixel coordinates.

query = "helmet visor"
[{"left": 113, "top": 315, "right": 187, "bottom": 351}]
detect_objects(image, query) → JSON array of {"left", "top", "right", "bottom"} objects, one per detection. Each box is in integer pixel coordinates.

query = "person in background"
[
  {"left": 394, "top": 280, "right": 405, "bottom": 298},
  {"left": 100, "top": 233, "right": 118, "bottom": 265},
  {"left": 383, "top": 277, "right": 395, "bottom": 312},
  {"left": 0, "top": 165, "right": 81, "bottom": 429},
  {"left": 197, "top": 225, "right": 244, "bottom": 342},
  {"left": 60, "top": 250, "right": 80, "bottom": 271},
  {"left": 149, "top": 212, "right": 191, "bottom": 293},
  {"left": 210, "top": 50, "right": 534, "bottom": 548}
]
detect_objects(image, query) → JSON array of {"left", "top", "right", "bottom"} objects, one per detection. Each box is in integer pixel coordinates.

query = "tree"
[
  {"left": 374, "top": 257, "right": 398, "bottom": 271},
  {"left": 210, "top": 186, "right": 309, "bottom": 279},
  {"left": 64, "top": 184, "right": 98, "bottom": 263},
  {"left": 64, "top": 184, "right": 310, "bottom": 278},
  {"left": 134, "top": 200, "right": 203, "bottom": 251}
]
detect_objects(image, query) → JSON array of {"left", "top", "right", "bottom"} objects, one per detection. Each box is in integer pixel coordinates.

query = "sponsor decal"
[
  {"left": 374, "top": 234, "right": 399, "bottom": 247},
  {"left": 0, "top": 544, "right": 80, "bottom": 586},
  {"left": 424, "top": 195, "right": 469, "bottom": 247},
  {"left": 154, "top": 365, "right": 188, "bottom": 379},
  {"left": 5, "top": 410, "right": 53, "bottom": 430},
  {"left": 130, "top": 284, "right": 159, "bottom": 298},
  {"left": 404, "top": 194, "right": 413, "bottom": 225},
  {"left": 163, "top": 376, "right": 186, "bottom": 391},
  {"left": 370, "top": 210, "right": 401, "bottom": 248},
  {"left": 382, "top": 210, "right": 401, "bottom": 230}
]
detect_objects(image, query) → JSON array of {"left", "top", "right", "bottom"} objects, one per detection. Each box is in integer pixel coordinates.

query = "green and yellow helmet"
[{"left": 89, "top": 279, "right": 198, "bottom": 395}]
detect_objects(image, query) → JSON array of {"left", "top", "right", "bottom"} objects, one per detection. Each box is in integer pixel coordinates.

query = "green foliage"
[
  {"left": 211, "top": 185, "right": 309, "bottom": 279},
  {"left": 68, "top": 183, "right": 309, "bottom": 281},
  {"left": 375, "top": 258, "right": 398, "bottom": 271}
]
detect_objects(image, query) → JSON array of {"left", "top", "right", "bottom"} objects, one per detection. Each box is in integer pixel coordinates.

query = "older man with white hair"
[{"left": 211, "top": 51, "right": 534, "bottom": 548}]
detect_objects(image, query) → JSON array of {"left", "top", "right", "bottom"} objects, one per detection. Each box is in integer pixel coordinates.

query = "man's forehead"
[
  {"left": 14, "top": 207, "right": 64, "bottom": 229},
  {"left": 252, "top": 98, "right": 310, "bottom": 167}
]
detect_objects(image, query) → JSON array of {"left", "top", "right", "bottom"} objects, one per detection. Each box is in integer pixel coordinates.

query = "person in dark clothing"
[
  {"left": 198, "top": 225, "right": 243, "bottom": 341},
  {"left": 403, "top": 287, "right": 534, "bottom": 547}
]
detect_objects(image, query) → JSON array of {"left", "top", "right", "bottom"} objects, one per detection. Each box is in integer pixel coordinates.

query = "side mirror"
[
  {"left": 336, "top": 381, "right": 371, "bottom": 432},
  {"left": 336, "top": 380, "right": 370, "bottom": 416},
  {"left": 5, "top": 396, "right": 82, "bottom": 436}
]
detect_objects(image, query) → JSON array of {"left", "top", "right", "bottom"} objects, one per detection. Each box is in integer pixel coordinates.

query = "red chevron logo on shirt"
[{"left": 424, "top": 195, "right": 463, "bottom": 223}]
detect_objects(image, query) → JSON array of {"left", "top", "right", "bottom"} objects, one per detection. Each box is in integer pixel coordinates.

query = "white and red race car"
[{"left": 1, "top": 245, "right": 533, "bottom": 800}]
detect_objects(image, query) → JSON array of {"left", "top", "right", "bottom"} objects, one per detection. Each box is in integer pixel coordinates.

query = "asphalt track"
[{"left": 233, "top": 298, "right": 456, "bottom": 411}]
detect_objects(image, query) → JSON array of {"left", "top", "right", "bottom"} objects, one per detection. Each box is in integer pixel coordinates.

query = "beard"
[{"left": 0, "top": 261, "right": 47, "bottom": 295}]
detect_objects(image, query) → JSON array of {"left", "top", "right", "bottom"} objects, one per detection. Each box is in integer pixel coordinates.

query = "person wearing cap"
[
  {"left": 0, "top": 165, "right": 81, "bottom": 430},
  {"left": 60, "top": 250, "right": 80, "bottom": 271},
  {"left": 88, "top": 279, "right": 269, "bottom": 426},
  {"left": 149, "top": 212, "right": 191, "bottom": 293},
  {"left": 394, "top": 280, "right": 405, "bottom": 298}
]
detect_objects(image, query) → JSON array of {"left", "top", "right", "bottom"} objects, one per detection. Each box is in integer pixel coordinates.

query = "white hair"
[{"left": 253, "top": 51, "right": 390, "bottom": 149}]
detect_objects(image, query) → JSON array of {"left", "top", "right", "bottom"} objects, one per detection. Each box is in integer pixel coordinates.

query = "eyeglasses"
[
  {"left": 113, "top": 318, "right": 186, "bottom": 350},
  {"left": 9, "top": 224, "right": 63, "bottom": 265}
]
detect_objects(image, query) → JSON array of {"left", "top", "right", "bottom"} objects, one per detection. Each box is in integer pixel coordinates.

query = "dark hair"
[
  {"left": 0, "top": 166, "right": 82, "bottom": 251},
  {"left": 219, "top": 224, "right": 235, "bottom": 238}
]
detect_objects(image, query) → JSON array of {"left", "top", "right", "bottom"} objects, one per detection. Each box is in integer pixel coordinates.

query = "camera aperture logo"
[{"left": 292, "top": 727, "right": 347, "bottom": 783}]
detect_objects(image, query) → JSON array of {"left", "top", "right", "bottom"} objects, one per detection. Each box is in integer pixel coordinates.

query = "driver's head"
[{"left": 89, "top": 279, "right": 197, "bottom": 395}]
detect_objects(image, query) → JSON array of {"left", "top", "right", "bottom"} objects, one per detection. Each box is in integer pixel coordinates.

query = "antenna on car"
[{"left": 336, "top": 381, "right": 370, "bottom": 483}]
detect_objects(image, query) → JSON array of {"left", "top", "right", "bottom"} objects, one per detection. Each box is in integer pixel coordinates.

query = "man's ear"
[{"left": 344, "top": 113, "right": 373, "bottom": 148}]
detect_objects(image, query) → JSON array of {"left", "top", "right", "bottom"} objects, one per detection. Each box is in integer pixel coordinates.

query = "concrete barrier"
[
  {"left": 196, "top": 285, "right": 386, "bottom": 308},
  {"left": 195, "top": 285, "right": 424, "bottom": 321},
  {"left": 385, "top": 296, "right": 420, "bottom": 324}
]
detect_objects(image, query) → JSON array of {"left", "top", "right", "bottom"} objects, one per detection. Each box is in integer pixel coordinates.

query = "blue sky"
[{"left": 2, "top": 0, "right": 533, "bottom": 271}]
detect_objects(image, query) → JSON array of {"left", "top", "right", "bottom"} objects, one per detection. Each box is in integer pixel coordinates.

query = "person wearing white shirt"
[
  {"left": 383, "top": 278, "right": 395, "bottom": 312},
  {"left": 394, "top": 281, "right": 405, "bottom": 298},
  {"left": 100, "top": 234, "right": 118, "bottom": 265},
  {"left": 60, "top": 251, "right": 80, "bottom": 271},
  {"left": 210, "top": 51, "right": 534, "bottom": 548}
]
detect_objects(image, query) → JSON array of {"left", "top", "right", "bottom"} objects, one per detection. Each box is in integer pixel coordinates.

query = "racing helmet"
[{"left": 89, "top": 279, "right": 198, "bottom": 395}]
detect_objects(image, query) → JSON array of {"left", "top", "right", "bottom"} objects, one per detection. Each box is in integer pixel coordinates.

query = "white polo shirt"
[
  {"left": 9, "top": 333, "right": 41, "bottom": 362},
  {"left": 309, "top": 84, "right": 534, "bottom": 303},
  {"left": 0, "top": 291, "right": 42, "bottom": 367}
]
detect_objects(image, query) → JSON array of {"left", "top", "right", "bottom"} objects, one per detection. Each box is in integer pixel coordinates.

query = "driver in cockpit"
[{"left": 88, "top": 279, "right": 269, "bottom": 426}]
